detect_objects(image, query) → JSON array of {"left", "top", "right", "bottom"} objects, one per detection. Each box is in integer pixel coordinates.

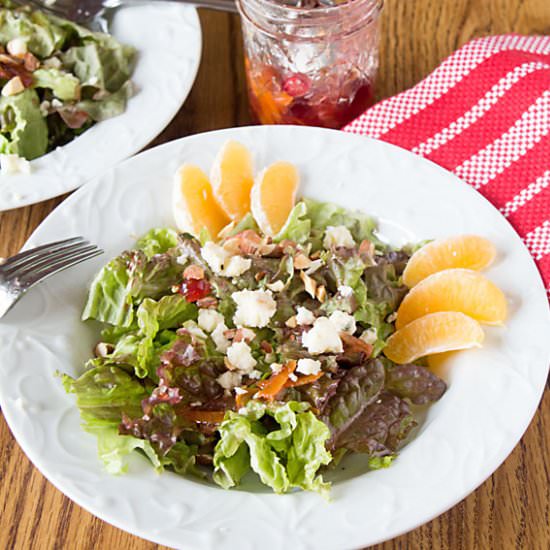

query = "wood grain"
[{"left": 1, "top": 1, "right": 549, "bottom": 548}]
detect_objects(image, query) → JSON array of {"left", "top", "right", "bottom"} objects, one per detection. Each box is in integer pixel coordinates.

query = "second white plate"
[{"left": 0, "top": 4, "right": 201, "bottom": 211}]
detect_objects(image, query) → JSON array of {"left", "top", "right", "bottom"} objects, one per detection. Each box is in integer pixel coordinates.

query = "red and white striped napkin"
[{"left": 344, "top": 35, "right": 550, "bottom": 295}]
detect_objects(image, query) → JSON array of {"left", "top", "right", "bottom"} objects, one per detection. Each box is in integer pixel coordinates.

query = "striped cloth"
[{"left": 344, "top": 35, "right": 550, "bottom": 295}]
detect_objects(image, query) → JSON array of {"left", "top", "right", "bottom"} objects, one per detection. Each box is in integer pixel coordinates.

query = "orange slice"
[
  {"left": 173, "top": 164, "right": 230, "bottom": 237},
  {"left": 210, "top": 140, "right": 254, "bottom": 220},
  {"left": 250, "top": 161, "right": 299, "bottom": 236},
  {"left": 396, "top": 268, "right": 507, "bottom": 329},
  {"left": 402, "top": 235, "right": 496, "bottom": 287},
  {"left": 384, "top": 312, "right": 484, "bottom": 364}
]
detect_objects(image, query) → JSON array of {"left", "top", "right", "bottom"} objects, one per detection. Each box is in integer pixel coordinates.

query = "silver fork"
[
  {"left": 0, "top": 237, "right": 103, "bottom": 318},
  {"left": 19, "top": 0, "right": 238, "bottom": 32}
]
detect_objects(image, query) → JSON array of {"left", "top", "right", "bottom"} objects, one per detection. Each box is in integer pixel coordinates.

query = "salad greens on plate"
[
  {"left": 63, "top": 198, "right": 447, "bottom": 496},
  {"left": 0, "top": 1, "right": 135, "bottom": 171}
]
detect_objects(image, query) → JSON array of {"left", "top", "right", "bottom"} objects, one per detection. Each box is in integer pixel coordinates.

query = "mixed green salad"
[
  {"left": 63, "top": 199, "right": 447, "bottom": 496},
  {"left": 0, "top": 1, "right": 135, "bottom": 171}
]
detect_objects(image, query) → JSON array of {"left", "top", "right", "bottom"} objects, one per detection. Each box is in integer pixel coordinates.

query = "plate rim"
[{"left": 2, "top": 125, "right": 549, "bottom": 549}]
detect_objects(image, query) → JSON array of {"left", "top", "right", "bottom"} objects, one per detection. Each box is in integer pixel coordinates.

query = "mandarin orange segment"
[
  {"left": 250, "top": 161, "right": 299, "bottom": 236},
  {"left": 383, "top": 312, "right": 484, "bottom": 364},
  {"left": 396, "top": 268, "right": 507, "bottom": 329},
  {"left": 210, "top": 141, "right": 254, "bottom": 220},
  {"left": 402, "top": 235, "right": 496, "bottom": 287},
  {"left": 173, "top": 163, "right": 230, "bottom": 237}
]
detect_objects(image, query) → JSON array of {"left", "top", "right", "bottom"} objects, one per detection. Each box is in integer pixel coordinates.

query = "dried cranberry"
[
  {"left": 282, "top": 74, "right": 310, "bottom": 97},
  {"left": 179, "top": 278, "right": 211, "bottom": 302}
]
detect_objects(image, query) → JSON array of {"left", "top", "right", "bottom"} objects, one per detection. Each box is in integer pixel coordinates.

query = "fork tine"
[
  {"left": 21, "top": 248, "right": 104, "bottom": 288},
  {"left": 2, "top": 237, "right": 86, "bottom": 270},
  {"left": 10, "top": 243, "right": 97, "bottom": 278}
]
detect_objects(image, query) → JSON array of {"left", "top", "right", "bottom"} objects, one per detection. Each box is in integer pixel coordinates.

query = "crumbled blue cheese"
[
  {"left": 232, "top": 289, "right": 277, "bottom": 328},
  {"left": 0, "top": 154, "right": 31, "bottom": 175},
  {"left": 226, "top": 341, "right": 257, "bottom": 373},
  {"left": 338, "top": 285, "right": 354, "bottom": 297},
  {"left": 211, "top": 323, "right": 230, "bottom": 353},
  {"left": 198, "top": 309, "right": 225, "bottom": 333},
  {"left": 302, "top": 317, "right": 343, "bottom": 354},
  {"left": 6, "top": 38, "right": 27, "bottom": 56},
  {"left": 217, "top": 371, "right": 242, "bottom": 390},
  {"left": 360, "top": 327, "right": 378, "bottom": 345},
  {"left": 223, "top": 255, "right": 252, "bottom": 277},
  {"left": 234, "top": 387, "right": 248, "bottom": 395},
  {"left": 270, "top": 362, "right": 283, "bottom": 374},
  {"left": 329, "top": 310, "right": 356, "bottom": 335},
  {"left": 295, "top": 306, "right": 315, "bottom": 326},
  {"left": 201, "top": 242, "right": 230, "bottom": 274},
  {"left": 323, "top": 225, "right": 355, "bottom": 249},
  {"left": 296, "top": 358, "right": 322, "bottom": 375}
]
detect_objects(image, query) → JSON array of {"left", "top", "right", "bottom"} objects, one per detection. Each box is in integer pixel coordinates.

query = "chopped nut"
[
  {"left": 171, "top": 284, "right": 180, "bottom": 293},
  {"left": 6, "top": 38, "right": 27, "bottom": 57},
  {"left": 305, "top": 259, "right": 323, "bottom": 275},
  {"left": 255, "top": 270, "right": 267, "bottom": 282},
  {"left": 223, "top": 328, "right": 238, "bottom": 339},
  {"left": 285, "top": 316, "right": 297, "bottom": 328},
  {"left": 2, "top": 76, "right": 24, "bottom": 97},
  {"left": 0, "top": 53, "right": 22, "bottom": 65},
  {"left": 234, "top": 328, "right": 255, "bottom": 343},
  {"left": 217, "top": 221, "right": 236, "bottom": 240},
  {"left": 23, "top": 52, "right": 39, "bottom": 71},
  {"left": 310, "top": 250, "right": 321, "bottom": 260},
  {"left": 224, "top": 357, "right": 236, "bottom": 370},
  {"left": 293, "top": 253, "right": 312, "bottom": 269},
  {"left": 386, "top": 312, "right": 398, "bottom": 323},
  {"left": 184, "top": 264, "right": 204, "bottom": 280},
  {"left": 300, "top": 270, "right": 317, "bottom": 299},
  {"left": 316, "top": 285, "right": 327, "bottom": 303},
  {"left": 266, "top": 280, "right": 285, "bottom": 292},
  {"left": 94, "top": 342, "right": 114, "bottom": 357}
]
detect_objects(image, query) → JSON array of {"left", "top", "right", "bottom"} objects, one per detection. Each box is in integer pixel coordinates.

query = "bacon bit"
[
  {"left": 23, "top": 52, "right": 39, "bottom": 72},
  {"left": 293, "top": 253, "right": 312, "bottom": 269},
  {"left": 260, "top": 340, "right": 273, "bottom": 353},
  {"left": 196, "top": 295, "right": 218, "bottom": 308},
  {"left": 285, "top": 315, "right": 297, "bottom": 328},
  {"left": 181, "top": 408, "right": 226, "bottom": 424},
  {"left": 300, "top": 270, "right": 317, "bottom": 298},
  {"left": 183, "top": 264, "right": 205, "bottom": 280},
  {"left": 255, "top": 360, "right": 296, "bottom": 401},
  {"left": 0, "top": 61, "right": 33, "bottom": 88},
  {"left": 285, "top": 371, "right": 324, "bottom": 387},
  {"left": 316, "top": 285, "right": 327, "bottom": 303},
  {"left": 340, "top": 332, "right": 373, "bottom": 357}
]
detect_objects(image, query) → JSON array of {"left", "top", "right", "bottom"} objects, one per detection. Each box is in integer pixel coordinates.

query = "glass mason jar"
[{"left": 237, "top": 0, "right": 383, "bottom": 129}]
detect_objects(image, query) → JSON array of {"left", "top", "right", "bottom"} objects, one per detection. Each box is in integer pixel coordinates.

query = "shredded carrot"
[
  {"left": 285, "top": 371, "right": 324, "bottom": 387},
  {"left": 182, "top": 409, "right": 226, "bottom": 424},
  {"left": 255, "top": 360, "right": 296, "bottom": 401},
  {"left": 235, "top": 388, "right": 254, "bottom": 409}
]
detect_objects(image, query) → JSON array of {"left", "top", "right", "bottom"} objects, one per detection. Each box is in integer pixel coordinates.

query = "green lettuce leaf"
[
  {"left": 273, "top": 201, "right": 311, "bottom": 244},
  {"left": 304, "top": 198, "right": 384, "bottom": 249},
  {"left": 0, "top": 89, "right": 48, "bottom": 160},
  {"left": 33, "top": 68, "right": 80, "bottom": 101},
  {"left": 213, "top": 401, "right": 331, "bottom": 495},
  {"left": 136, "top": 228, "right": 179, "bottom": 259},
  {"left": 77, "top": 80, "right": 134, "bottom": 122}
]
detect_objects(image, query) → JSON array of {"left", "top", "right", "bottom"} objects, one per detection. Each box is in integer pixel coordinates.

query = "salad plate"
[
  {"left": 0, "top": 3, "right": 201, "bottom": 212},
  {"left": 1, "top": 125, "right": 549, "bottom": 549}
]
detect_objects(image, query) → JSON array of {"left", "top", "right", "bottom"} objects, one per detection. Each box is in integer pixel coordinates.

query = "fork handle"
[{"left": 119, "top": 0, "right": 239, "bottom": 14}]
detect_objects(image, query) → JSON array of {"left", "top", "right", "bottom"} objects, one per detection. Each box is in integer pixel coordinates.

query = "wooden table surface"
[{"left": 1, "top": 1, "right": 549, "bottom": 548}]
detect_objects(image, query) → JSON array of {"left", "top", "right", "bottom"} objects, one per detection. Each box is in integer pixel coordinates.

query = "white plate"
[
  {"left": 1, "top": 126, "right": 549, "bottom": 549},
  {"left": 0, "top": 4, "right": 201, "bottom": 212}
]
